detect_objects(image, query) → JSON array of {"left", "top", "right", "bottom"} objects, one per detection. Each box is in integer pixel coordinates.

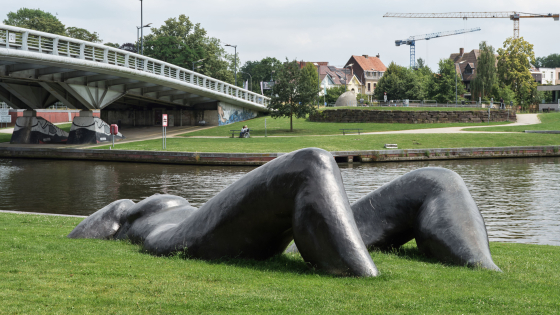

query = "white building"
[{"left": 540, "top": 68, "right": 557, "bottom": 85}]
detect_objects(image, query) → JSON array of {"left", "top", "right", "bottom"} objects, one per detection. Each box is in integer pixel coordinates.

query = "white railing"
[{"left": 0, "top": 25, "right": 270, "bottom": 108}]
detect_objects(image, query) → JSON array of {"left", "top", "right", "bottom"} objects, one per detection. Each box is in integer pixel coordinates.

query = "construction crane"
[
  {"left": 396, "top": 27, "right": 481, "bottom": 68},
  {"left": 384, "top": 12, "right": 559, "bottom": 39}
]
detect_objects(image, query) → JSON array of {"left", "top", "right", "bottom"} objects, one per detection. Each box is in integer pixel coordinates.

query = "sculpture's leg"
[
  {"left": 352, "top": 167, "right": 500, "bottom": 271},
  {"left": 142, "top": 148, "right": 377, "bottom": 276},
  {"left": 69, "top": 148, "right": 378, "bottom": 277}
]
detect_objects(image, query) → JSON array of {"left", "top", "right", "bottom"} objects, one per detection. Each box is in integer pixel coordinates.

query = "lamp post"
[
  {"left": 225, "top": 44, "right": 237, "bottom": 86},
  {"left": 238, "top": 71, "right": 252, "bottom": 91},
  {"left": 344, "top": 63, "right": 353, "bottom": 90},
  {"left": 313, "top": 63, "right": 321, "bottom": 107},
  {"left": 136, "top": 23, "right": 151, "bottom": 55},
  {"left": 270, "top": 70, "right": 275, "bottom": 97},
  {"left": 455, "top": 60, "right": 466, "bottom": 105},
  {"left": 192, "top": 58, "right": 205, "bottom": 72}
]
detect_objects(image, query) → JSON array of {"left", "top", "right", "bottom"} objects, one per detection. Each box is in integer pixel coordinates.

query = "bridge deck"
[{"left": 0, "top": 25, "right": 270, "bottom": 113}]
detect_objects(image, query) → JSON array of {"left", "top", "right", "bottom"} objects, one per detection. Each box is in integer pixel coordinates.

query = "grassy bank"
[
  {"left": 473, "top": 112, "right": 560, "bottom": 132},
  {"left": 320, "top": 106, "right": 501, "bottom": 112},
  {"left": 180, "top": 116, "right": 510, "bottom": 138},
  {"left": 1, "top": 213, "right": 559, "bottom": 314},
  {"left": 95, "top": 133, "right": 560, "bottom": 153}
]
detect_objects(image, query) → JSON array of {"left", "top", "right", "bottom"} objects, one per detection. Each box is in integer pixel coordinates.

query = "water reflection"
[{"left": 0, "top": 157, "right": 558, "bottom": 246}]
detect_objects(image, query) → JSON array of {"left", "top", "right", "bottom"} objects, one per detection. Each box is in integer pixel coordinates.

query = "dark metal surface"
[
  {"left": 68, "top": 148, "right": 378, "bottom": 277},
  {"left": 68, "top": 148, "right": 500, "bottom": 276},
  {"left": 351, "top": 167, "right": 501, "bottom": 271}
]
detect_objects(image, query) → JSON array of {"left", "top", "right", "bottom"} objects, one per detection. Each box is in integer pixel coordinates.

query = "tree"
[
  {"left": 534, "top": 53, "right": 560, "bottom": 68},
  {"left": 373, "top": 62, "right": 407, "bottom": 100},
  {"left": 66, "top": 27, "right": 102, "bottom": 43},
  {"left": 471, "top": 41, "right": 497, "bottom": 101},
  {"left": 4, "top": 8, "right": 66, "bottom": 35},
  {"left": 373, "top": 62, "right": 429, "bottom": 101},
  {"left": 143, "top": 15, "right": 235, "bottom": 84},
  {"left": 430, "top": 59, "right": 465, "bottom": 103},
  {"left": 497, "top": 37, "right": 538, "bottom": 109},
  {"left": 269, "top": 60, "right": 320, "bottom": 131},
  {"left": 239, "top": 57, "right": 283, "bottom": 93}
]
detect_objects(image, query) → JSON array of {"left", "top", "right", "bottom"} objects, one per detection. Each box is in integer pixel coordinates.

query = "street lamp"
[
  {"left": 455, "top": 60, "right": 466, "bottom": 105},
  {"left": 238, "top": 71, "right": 252, "bottom": 92},
  {"left": 225, "top": 44, "right": 237, "bottom": 86},
  {"left": 192, "top": 58, "right": 205, "bottom": 72},
  {"left": 138, "top": 0, "right": 151, "bottom": 55},
  {"left": 344, "top": 63, "right": 353, "bottom": 89},
  {"left": 313, "top": 63, "right": 321, "bottom": 107},
  {"left": 270, "top": 70, "right": 275, "bottom": 97},
  {"left": 136, "top": 23, "right": 151, "bottom": 54}
]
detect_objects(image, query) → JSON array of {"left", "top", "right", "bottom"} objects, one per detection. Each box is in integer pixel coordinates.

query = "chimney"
[
  {"left": 376, "top": 53, "right": 380, "bottom": 58},
  {"left": 363, "top": 55, "right": 369, "bottom": 59},
  {"left": 460, "top": 48, "right": 464, "bottom": 56}
]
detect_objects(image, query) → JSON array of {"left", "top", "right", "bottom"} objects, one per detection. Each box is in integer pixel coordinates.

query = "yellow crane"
[{"left": 383, "top": 12, "right": 559, "bottom": 39}]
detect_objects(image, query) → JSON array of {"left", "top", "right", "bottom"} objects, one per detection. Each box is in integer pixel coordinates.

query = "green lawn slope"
[{"left": 1, "top": 213, "right": 559, "bottom": 314}]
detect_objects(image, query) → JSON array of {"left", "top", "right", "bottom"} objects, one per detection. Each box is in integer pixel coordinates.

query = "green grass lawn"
[
  {"left": 95, "top": 133, "right": 560, "bottom": 153},
  {"left": 473, "top": 112, "right": 560, "bottom": 132},
  {"left": 1, "top": 212, "right": 559, "bottom": 314},
  {"left": 180, "top": 116, "right": 510, "bottom": 138},
  {"left": 320, "top": 106, "right": 500, "bottom": 112}
]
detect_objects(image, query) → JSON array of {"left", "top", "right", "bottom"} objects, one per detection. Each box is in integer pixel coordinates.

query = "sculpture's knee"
[{"left": 68, "top": 199, "right": 135, "bottom": 239}]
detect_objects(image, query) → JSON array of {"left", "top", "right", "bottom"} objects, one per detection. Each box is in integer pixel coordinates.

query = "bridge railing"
[{"left": 0, "top": 25, "right": 270, "bottom": 108}]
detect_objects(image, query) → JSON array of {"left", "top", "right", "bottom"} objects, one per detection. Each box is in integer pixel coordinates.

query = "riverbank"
[
  {"left": 0, "top": 143, "right": 558, "bottom": 165},
  {"left": 1, "top": 212, "right": 559, "bottom": 313}
]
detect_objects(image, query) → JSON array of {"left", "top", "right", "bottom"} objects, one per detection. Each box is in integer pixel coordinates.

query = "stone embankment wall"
[{"left": 309, "top": 109, "right": 516, "bottom": 123}]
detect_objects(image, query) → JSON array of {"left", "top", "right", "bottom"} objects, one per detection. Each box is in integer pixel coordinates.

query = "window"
[
  {"left": 374, "top": 83, "right": 377, "bottom": 88},
  {"left": 368, "top": 83, "right": 371, "bottom": 92}
]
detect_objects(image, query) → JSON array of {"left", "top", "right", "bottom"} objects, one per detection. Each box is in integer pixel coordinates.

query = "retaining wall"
[
  {"left": 309, "top": 109, "right": 516, "bottom": 123},
  {"left": 0, "top": 146, "right": 557, "bottom": 166}
]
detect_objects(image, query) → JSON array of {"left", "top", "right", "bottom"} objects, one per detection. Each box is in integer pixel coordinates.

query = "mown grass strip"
[
  {"left": 1, "top": 213, "right": 559, "bottom": 314},
  {"left": 95, "top": 133, "right": 560, "bottom": 153},
  {"left": 180, "top": 116, "right": 510, "bottom": 138}
]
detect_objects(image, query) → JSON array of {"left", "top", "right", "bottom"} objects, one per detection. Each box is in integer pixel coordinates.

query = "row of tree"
[
  {"left": 4, "top": 8, "right": 102, "bottom": 42},
  {"left": 371, "top": 37, "right": 542, "bottom": 109}
]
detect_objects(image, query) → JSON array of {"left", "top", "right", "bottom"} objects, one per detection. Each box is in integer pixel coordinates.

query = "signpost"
[{"left": 162, "top": 114, "right": 167, "bottom": 149}]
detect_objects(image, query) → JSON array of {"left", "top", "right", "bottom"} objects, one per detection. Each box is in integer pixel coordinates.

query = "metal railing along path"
[{"left": 0, "top": 25, "right": 270, "bottom": 111}]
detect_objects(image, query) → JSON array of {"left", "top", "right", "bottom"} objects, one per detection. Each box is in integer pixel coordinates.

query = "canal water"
[{"left": 0, "top": 157, "right": 558, "bottom": 246}]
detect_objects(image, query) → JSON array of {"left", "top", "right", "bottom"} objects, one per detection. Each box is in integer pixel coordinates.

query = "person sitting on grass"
[{"left": 239, "top": 125, "right": 249, "bottom": 138}]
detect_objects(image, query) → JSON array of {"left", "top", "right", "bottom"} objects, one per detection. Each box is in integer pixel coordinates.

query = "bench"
[
  {"left": 340, "top": 128, "right": 363, "bottom": 135},
  {"left": 230, "top": 129, "right": 254, "bottom": 138}
]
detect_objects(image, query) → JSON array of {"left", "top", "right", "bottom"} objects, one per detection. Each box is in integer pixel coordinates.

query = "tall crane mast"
[
  {"left": 384, "top": 12, "right": 559, "bottom": 39},
  {"left": 396, "top": 27, "right": 481, "bottom": 68}
]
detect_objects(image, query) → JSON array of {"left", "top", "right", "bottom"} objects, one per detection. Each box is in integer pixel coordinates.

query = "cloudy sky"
[{"left": 2, "top": 0, "right": 559, "bottom": 70}]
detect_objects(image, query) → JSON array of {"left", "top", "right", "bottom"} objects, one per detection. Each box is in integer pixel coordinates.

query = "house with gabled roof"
[{"left": 345, "top": 54, "right": 387, "bottom": 99}]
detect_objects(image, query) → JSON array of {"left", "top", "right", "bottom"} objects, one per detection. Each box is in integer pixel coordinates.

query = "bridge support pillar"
[
  {"left": 67, "top": 110, "right": 125, "bottom": 144},
  {"left": 10, "top": 110, "right": 69, "bottom": 144}
]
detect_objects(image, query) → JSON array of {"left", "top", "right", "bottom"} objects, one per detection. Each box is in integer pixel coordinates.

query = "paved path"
[{"left": 360, "top": 114, "right": 541, "bottom": 135}]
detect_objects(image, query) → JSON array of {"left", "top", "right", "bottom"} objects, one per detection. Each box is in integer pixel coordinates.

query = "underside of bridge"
[{"left": 0, "top": 59, "right": 233, "bottom": 126}]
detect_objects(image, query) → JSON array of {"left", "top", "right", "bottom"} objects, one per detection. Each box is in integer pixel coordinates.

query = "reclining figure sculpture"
[{"left": 68, "top": 148, "right": 501, "bottom": 277}]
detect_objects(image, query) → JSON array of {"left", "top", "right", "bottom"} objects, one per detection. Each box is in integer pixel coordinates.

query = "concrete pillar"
[
  {"left": 23, "top": 109, "right": 37, "bottom": 117},
  {"left": 79, "top": 110, "right": 93, "bottom": 117}
]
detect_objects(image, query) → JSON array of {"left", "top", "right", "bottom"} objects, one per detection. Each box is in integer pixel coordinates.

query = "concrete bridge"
[{"left": 0, "top": 25, "right": 270, "bottom": 143}]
